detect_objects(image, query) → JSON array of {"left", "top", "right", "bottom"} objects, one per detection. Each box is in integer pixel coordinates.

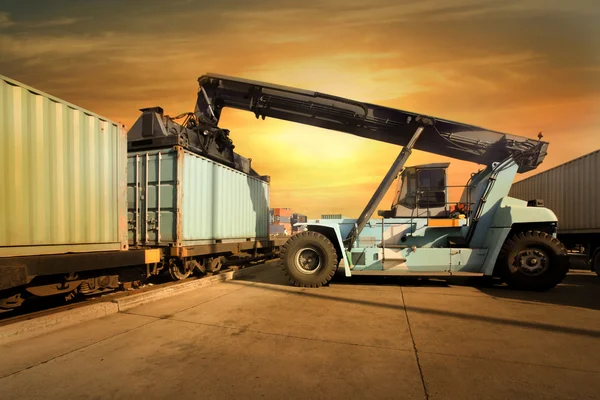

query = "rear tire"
[
  {"left": 280, "top": 231, "right": 338, "bottom": 287},
  {"left": 496, "top": 231, "right": 568, "bottom": 291}
]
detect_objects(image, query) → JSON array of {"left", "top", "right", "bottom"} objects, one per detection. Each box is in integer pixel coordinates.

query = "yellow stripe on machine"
[
  {"left": 427, "top": 218, "right": 463, "bottom": 227},
  {"left": 144, "top": 249, "right": 161, "bottom": 263}
]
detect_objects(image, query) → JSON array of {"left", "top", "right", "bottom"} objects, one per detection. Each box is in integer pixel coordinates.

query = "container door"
[
  {"left": 128, "top": 153, "right": 146, "bottom": 245},
  {"left": 128, "top": 151, "right": 178, "bottom": 246}
]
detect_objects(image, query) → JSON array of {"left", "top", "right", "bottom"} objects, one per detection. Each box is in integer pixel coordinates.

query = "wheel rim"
[
  {"left": 515, "top": 248, "right": 549, "bottom": 276},
  {"left": 294, "top": 247, "right": 322, "bottom": 274}
]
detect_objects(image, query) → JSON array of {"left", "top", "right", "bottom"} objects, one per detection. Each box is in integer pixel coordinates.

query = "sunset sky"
[{"left": 1, "top": 0, "right": 599, "bottom": 218}]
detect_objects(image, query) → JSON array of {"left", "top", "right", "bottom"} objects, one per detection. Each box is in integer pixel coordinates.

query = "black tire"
[
  {"left": 496, "top": 231, "right": 568, "bottom": 291},
  {"left": 280, "top": 231, "right": 338, "bottom": 287}
]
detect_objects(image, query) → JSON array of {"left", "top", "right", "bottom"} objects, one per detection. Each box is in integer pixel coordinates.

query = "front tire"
[
  {"left": 496, "top": 231, "right": 568, "bottom": 291},
  {"left": 280, "top": 231, "right": 338, "bottom": 287}
]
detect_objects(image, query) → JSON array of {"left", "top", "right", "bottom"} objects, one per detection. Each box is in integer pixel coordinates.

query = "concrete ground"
[{"left": 1, "top": 262, "right": 599, "bottom": 400}]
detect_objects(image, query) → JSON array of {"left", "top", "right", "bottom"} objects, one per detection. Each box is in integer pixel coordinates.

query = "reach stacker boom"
[{"left": 194, "top": 73, "right": 568, "bottom": 291}]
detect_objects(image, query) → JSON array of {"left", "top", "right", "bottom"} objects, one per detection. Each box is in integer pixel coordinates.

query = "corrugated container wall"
[
  {"left": 509, "top": 150, "right": 600, "bottom": 233},
  {"left": 128, "top": 147, "right": 269, "bottom": 246},
  {"left": 0, "top": 75, "right": 128, "bottom": 257}
]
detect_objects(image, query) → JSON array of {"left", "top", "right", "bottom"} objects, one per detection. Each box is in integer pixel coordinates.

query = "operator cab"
[
  {"left": 379, "top": 162, "right": 471, "bottom": 220},
  {"left": 378, "top": 163, "right": 449, "bottom": 218}
]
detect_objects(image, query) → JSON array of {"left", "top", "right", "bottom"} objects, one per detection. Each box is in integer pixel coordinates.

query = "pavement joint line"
[
  {"left": 417, "top": 350, "right": 600, "bottom": 374},
  {"left": 135, "top": 313, "right": 415, "bottom": 353},
  {"left": 401, "top": 287, "right": 429, "bottom": 400},
  {"left": 226, "top": 280, "right": 600, "bottom": 338},
  {"left": 0, "top": 318, "right": 159, "bottom": 381}
]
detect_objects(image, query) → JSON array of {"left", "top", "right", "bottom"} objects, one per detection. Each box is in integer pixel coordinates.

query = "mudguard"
[{"left": 294, "top": 222, "right": 352, "bottom": 277}]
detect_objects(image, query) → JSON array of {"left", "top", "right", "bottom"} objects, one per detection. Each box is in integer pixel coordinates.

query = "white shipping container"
[
  {"left": 127, "top": 147, "right": 270, "bottom": 246},
  {"left": 509, "top": 150, "right": 600, "bottom": 234},
  {"left": 0, "top": 75, "right": 128, "bottom": 257}
]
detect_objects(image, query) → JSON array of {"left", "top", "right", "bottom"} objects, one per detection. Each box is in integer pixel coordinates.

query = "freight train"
[{"left": 0, "top": 75, "right": 285, "bottom": 312}]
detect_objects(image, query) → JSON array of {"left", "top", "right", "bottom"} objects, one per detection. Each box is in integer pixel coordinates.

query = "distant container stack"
[
  {"left": 269, "top": 224, "right": 286, "bottom": 235},
  {"left": 270, "top": 207, "right": 292, "bottom": 235},
  {"left": 320, "top": 214, "right": 348, "bottom": 220},
  {"left": 271, "top": 208, "right": 292, "bottom": 218},
  {"left": 270, "top": 208, "right": 308, "bottom": 235},
  {"left": 273, "top": 215, "right": 290, "bottom": 223}
]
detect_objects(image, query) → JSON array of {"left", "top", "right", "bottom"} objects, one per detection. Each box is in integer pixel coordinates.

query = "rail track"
[{"left": 0, "top": 263, "right": 267, "bottom": 326}]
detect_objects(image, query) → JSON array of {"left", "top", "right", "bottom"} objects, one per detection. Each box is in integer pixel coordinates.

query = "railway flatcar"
[{"left": 0, "top": 75, "right": 284, "bottom": 312}]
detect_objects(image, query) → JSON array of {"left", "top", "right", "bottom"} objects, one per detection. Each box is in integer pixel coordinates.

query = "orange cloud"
[{"left": 1, "top": 0, "right": 599, "bottom": 218}]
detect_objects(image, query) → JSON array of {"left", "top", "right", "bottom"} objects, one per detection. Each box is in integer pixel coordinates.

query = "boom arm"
[{"left": 196, "top": 73, "right": 548, "bottom": 173}]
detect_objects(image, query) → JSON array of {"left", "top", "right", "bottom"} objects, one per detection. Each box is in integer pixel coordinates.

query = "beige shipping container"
[
  {"left": 0, "top": 75, "right": 128, "bottom": 257},
  {"left": 509, "top": 149, "right": 600, "bottom": 234}
]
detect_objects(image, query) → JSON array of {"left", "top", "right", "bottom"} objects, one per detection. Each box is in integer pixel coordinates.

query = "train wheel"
[
  {"left": 0, "top": 292, "right": 25, "bottom": 313},
  {"left": 206, "top": 257, "right": 223, "bottom": 273},
  {"left": 168, "top": 259, "right": 192, "bottom": 280}
]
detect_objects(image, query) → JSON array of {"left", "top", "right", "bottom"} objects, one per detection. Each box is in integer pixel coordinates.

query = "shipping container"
[
  {"left": 270, "top": 224, "right": 285, "bottom": 235},
  {"left": 321, "top": 214, "right": 347, "bottom": 220},
  {"left": 509, "top": 150, "right": 600, "bottom": 234},
  {"left": 292, "top": 213, "right": 307, "bottom": 223},
  {"left": 127, "top": 147, "right": 270, "bottom": 246},
  {"left": 0, "top": 74, "right": 128, "bottom": 257},
  {"left": 273, "top": 215, "right": 291, "bottom": 223},
  {"left": 270, "top": 221, "right": 292, "bottom": 232},
  {"left": 509, "top": 149, "right": 600, "bottom": 273},
  {"left": 272, "top": 207, "right": 292, "bottom": 217}
]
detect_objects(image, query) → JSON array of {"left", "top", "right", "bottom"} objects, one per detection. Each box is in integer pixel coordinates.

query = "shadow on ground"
[
  {"left": 477, "top": 270, "right": 600, "bottom": 311},
  {"left": 229, "top": 271, "right": 600, "bottom": 339},
  {"left": 237, "top": 262, "right": 600, "bottom": 312}
]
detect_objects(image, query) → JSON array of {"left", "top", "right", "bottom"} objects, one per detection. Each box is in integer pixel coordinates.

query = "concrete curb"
[
  {"left": 0, "top": 262, "right": 274, "bottom": 346},
  {"left": 114, "top": 262, "right": 272, "bottom": 312}
]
